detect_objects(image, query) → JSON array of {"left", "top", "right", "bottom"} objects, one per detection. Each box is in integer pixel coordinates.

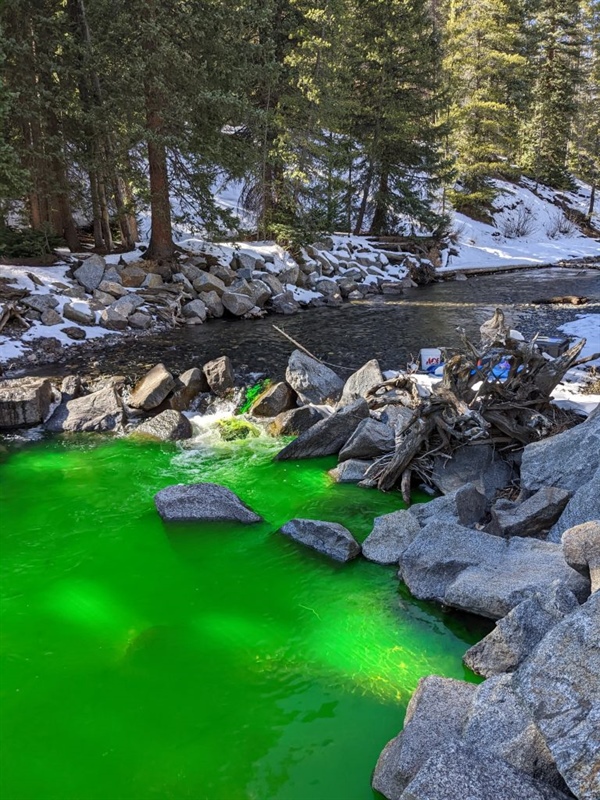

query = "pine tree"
[
  {"left": 521, "top": 0, "right": 585, "bottom": 189},
  {"left": 337, "top": 0, "right": 447, "bottom": 234},
  {"left": 444, "top": 0, "right": 530, "bottom": 211}
]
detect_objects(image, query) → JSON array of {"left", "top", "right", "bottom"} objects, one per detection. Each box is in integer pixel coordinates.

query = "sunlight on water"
[{"left": 0, "top": 434, "right": 488, "bottom": 800}]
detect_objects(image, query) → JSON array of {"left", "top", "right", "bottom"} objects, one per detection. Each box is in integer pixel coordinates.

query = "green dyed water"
[{"left": 0, "top": 429, "right": 487, "bottom": 800}]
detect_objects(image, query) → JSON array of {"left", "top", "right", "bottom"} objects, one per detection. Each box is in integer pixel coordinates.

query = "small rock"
[
  {"left": 46, "top": 385, "right": 123, "bottom": 432},
  {"left": 193, "top": 272, "right": 226, "bottom": 295},
  {"left": 268, "top": 405, "right": 328, "bottom": 436},
  {"left": 22, "top": 294, "right": 59, "bottom": 313},
  {"left": 182, "top": 299, "right": 207, "bottom": 322},
  {"left": 250, "top": 382, "right": 296, "bottom": 417},
  {"left": 99, "top": 305, "right": 128, "bottom": 331},
  {"left": 168, "top": 368, "right": 208, "bottom": 410},
  {"left": 490, "top": 486, "right": 571, "bottom": 537},
  {"left": 338, "top": 359, "right": 383, "bottom": 406},
  {"left": 128, "top": 363, "right": 176, "bottom": 410},
  {"left": 60, "top": 375, "right": 82, "bottom": 400},
  {"left": 154, "top": 482, "right": 262, "bottom": 523},
  {"left": 203, "top": 356, "right": 234, "bottom": 395},
  {"left": 221, "top": 291, "right": 255, "bottom": 316},
  {"left": 60, "top": 326, "right": 86, "bottom": 340},
  {"left": 93, "top": 289, "right": 117, "bottom": 306},
  {"left": 120, "top": 265, "right": 147, "bottom": 288},
  {"left": 0, "top": 377, "right": 53, "bottom": 428},
  {"left": 278, "top": 518, "right": 360, "bottom": 562},
  {"left": 548, "top": 467, "right": 600, "bottom": 541},
  {"left": 128, "top": 312, "right": 153, "bottom": 330},
  {"left": 63, "top": 302, "right": 96, "bottom": 326},
  {"left": 198, "top": 290, "right": 224, "bottom": 317},
  {"left": 338, "top": 417, "right": 395, "bottom": 461},
  {"left": 409, "top": 484, "right": 488, "bottom": 528},
  {"left": 98, "top": 280, "right": 128, "bottom": 297},
  {"left": 133, "top": 410, "right": 193, "bottom": 441},
  {"left": 141, "top": 273, "right": 163, "bottom": 289},
  {"left": 562, "top": 520, "right": 600, "bottom": 592},
  {"left": 40, "top": 308, "right": 63, "bottom": 326},
  {"left": 270, "top": 291, "right": 299, "bottom": 314}
]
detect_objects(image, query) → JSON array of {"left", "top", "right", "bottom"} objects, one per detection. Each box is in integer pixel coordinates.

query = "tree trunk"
[
  {"left": 588, "top": 182, "right": 596, "bottom": 220},
  {"left": 370, "top": 170, "right": 389, "bottom": 235},
  {"left": 89, "top": 170, "right": 104, "bottom": 248},
  {"left": 354, "top": 160, "right": 375, "bottom": 235},
  {"left": 144, "top": 87, "right": 174, "bottom": 260}
]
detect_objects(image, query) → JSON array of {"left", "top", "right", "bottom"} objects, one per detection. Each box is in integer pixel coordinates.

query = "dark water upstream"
[{"left": 27, "top": 267, "right": 600, "bottom": 382}]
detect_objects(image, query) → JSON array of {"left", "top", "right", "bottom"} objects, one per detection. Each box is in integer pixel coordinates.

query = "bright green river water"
[{"left": 0, "top": 428, "right": 487, "bottom": 800}]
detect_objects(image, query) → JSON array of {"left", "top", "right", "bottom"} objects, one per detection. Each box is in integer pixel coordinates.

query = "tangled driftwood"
[{"left": 361, "top": 309, "right": 598, "bottom": 501}]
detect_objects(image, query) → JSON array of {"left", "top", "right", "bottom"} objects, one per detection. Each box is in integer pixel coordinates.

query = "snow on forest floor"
[{"left": 441, "top": 178, "right": 600, "bottom": 272}]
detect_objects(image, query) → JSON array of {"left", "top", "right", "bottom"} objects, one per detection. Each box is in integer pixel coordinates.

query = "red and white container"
[{"left": 419, "top": 347, "right": 442, "bottom": 370}]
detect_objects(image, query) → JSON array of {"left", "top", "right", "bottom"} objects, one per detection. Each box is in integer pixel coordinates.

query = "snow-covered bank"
[{"left": 442, "top": 178, "right": 600, "bottom": 273}]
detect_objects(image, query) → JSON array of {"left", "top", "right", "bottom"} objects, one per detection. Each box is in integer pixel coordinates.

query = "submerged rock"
[
  {"left": 278, "top": 518, "right": 360, "bottom": 562},
  {"left": 274, "top": 398, "right": 369, "bottom": 460},
  {"left": 285, "top": 349, "right": 344, "bottom": 405},
  {"left": 154, "top": 482, "right": 262, "bottom": 523},
  {"left": 0, "top": 376, "right": 53, "bottom": 429},
  {"left": 328, "top": 458, "right": 372, "bottom": 484}
]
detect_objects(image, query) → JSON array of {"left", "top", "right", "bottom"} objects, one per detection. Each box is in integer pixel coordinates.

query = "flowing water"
[{"left": 0, "top": 422, "right": 490, "bottom": 800}]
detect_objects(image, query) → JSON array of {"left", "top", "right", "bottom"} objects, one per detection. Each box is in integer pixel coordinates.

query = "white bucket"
[{"left": 420, "top": 347, "right": 442, "bottom": 370}]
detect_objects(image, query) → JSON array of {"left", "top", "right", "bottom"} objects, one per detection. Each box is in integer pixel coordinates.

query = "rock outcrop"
[
  {"left": 274, "top": 398, "right": 369, "bottom": 460},
  {"left": 285, "top": 350, "right": 344, "bottom": 405},
  {"left": 0, "top": 377, "right": 53, "bottom": 428}
]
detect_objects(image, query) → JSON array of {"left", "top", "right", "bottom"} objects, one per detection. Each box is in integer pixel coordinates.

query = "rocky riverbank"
[{"left": 0, "top": 344, "right": 598, "bottom": 800}]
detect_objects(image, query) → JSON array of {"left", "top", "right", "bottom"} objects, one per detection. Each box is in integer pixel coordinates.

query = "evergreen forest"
[{"left": 1, "top": 0, "right": 598, "bottom": 259}]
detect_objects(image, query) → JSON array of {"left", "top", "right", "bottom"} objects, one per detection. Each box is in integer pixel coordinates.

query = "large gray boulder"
[
  {"left": 548, "top": 467, "right": 600, "bottom": 542},
  {"left": 463, "top": 586, "right": 579, "bottom": 677},
  {"left": 285, "top": 349, "right": 344, "bottom": 405},
  {"left": 372, "top": 676, "right": 476, "bottom": 799},
  {"left": 362, "top": 509, "right": 422, "bottom": 564},
  {"left": 561, "top": 520, "right": 600, "bottom": 593},
  {"left": 154, "top": 482, "right": 262, "bottom": 523},
  {"left": 461, "top": 675, "right": 565, "bottom": 790},
  {"left": 521, "top": 412, "right": 600, "bottom": 493},
  {"left": 338, "top": 359, "right": 383, "bottom": 407},
  {"left": 489, "top": 486, "right": 571, "bottom": 538},
  {"left": 74, "top": 254, "right": 105, "bottom": 292},
  {"left": 514, "top": 592, "right": 600, "bottom": 800},
  {"left": 399, "top": 520, "right": 589, "bottom": 619},
  {"left": 268, "top": 405, "right": 328, "bottom": 437},
  {"left": 203, "top": 356, "right": 234, "bottom": 395},
  {"left": 128, "top": 363, "right": 176, "bottom": 410},
  {"left": 46, "top": 385, "right": 123, "bottom": 432},
  {"left": 250, "top": 382, "right": 295, "bottom": 417},
  {"left": 397, "top": 741, "right": 571, "bottom": 800},
  {"left": 274, "top": 398, "right": 369, "bottom": 460},
  {"left": 133, "top": 410, "right": 193, "bottom": 441},
  {"left": 431, "top": 443, "right": 514, "bottom": 498},
  {"left": 278, "top": 518, "right": 360, "bottom": 562},
  {"left": 0, "top": 377, "right": 53, "bottom": 428},
  {"left": 338, "top": 417, "right": 395, "bottom": 461}
]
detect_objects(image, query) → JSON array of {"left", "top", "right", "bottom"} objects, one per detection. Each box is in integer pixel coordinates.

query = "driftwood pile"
[{"left": 361, "top": 309, "right": 598, "bottom": 501}]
